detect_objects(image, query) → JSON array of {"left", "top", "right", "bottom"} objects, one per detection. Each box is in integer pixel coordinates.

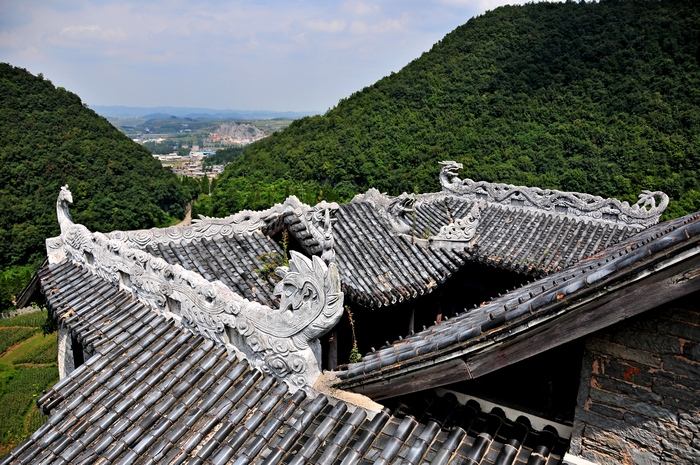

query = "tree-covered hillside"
[
  {"left": 0, "top": 64, "right": 194, "bottom": 306},
  {"left": 208, "top": 0, "right": 700, "bottom": 218}
]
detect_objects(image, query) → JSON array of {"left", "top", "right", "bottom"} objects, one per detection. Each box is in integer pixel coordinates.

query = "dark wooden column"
[{"left": 326, "top": 330, "right": 338, "bottom": 370}]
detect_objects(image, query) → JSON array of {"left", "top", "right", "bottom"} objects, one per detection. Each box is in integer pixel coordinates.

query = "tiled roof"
[
  {"left": 122, "top": 196, "right": 642, "bottom": 312},
  {"left": 398, "top": 196, "right": 640, "bottom": 275},
  {"left": 144, "top": 232, "right": 282, "bottom": 307},
  {"left": 335, "top": 211, "right": 700, "bottom": 391},
  {"left": 278, "top": 209, "right": 325, "bottom": 257},
  {"left": 2, "top": 261, "right": 569, "bottom": 465},
  {"left": 101, "top": 185, "right": 654, "bottom": 312},
  {"left": 99, "top": 166, "right": 666, "bottom": 313},
  {"left": 279, "top": 192, "right": 644, "bottom": 310},
  {"left": 331, "top": 202, "right": 470, "bottom": 308}
]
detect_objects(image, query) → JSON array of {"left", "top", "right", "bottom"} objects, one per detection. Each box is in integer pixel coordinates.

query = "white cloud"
[
  {"left": 59, "top": 25, "right": 127, "bottom": 41},
  {"left": 343, "top": 1, "right": 380, "bottom": 16},
  {"left": 349, "top": 20, "right": 368, "bottom": 34},
  {"left": 0, "top": 0, "right": 564, "bottom": 110},
  {"left": 375, "top": 17, "right": 406, "bottom": 33},
  {"left": 305, "top": 19, "right": 347, "bottom": 33}
]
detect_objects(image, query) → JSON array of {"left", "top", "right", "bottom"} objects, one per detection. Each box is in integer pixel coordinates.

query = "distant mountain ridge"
[
  {"left": 92, "top": 105, "right": 315, "bottom": 121},
  {"left": 208, "top": 0, "right": 700, "bottom": 219}
]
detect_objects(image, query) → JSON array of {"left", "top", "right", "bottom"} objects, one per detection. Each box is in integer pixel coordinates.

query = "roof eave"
[{"left": 336, "top": 240, "right": 700, "bottom": 399}]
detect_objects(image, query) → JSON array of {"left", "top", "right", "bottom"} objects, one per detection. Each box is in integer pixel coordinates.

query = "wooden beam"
[
  {"left": 465, "top": 253, "right": 700, "bottom": 379},
  {"left": 364, "top": 358, "right": 470, "bottom": 400}
]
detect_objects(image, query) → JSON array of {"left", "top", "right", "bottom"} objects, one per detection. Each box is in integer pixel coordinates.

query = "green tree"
[{"left": 0, "top": 63, "right": 191, "bottom": 301}]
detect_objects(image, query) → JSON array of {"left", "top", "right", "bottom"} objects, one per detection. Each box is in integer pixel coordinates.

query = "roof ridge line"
[
  {"left": 46, "top": 185, "right": 345, "bottom": 391},
  {"left": 105, "top": 195, "right": 339, "bottom": 253},
  {"left": 438, "top": 160, "right": 668, "bottom": 228}
]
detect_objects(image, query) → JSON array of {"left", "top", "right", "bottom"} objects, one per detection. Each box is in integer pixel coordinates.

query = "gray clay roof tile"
[
  {"left": 8, "top": 186, "right": 691, "bottom": 464},
  {"left": 3, "top": 256, "right": 574, "bottom": 464},
  {"left": 335, "top": 211, "right": 700, "bottom": 387}
]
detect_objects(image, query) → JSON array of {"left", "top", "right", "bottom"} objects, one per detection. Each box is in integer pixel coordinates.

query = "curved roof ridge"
[
  {"left": 46, "top": 186, "right": 345, "bottom": 391},
  {"left": 106, "top": 198, "right": 294, "bottom": 249},
  {"left": 438, "top": 160, "right": 669, "bottom": 228}
]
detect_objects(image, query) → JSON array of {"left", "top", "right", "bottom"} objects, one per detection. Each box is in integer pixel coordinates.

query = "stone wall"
[
  {"left": 569, "top": 293, "right": 699, "bottom": 465},
  {"left": 0, "top": 305, "right": 41, "bottom": 319}
]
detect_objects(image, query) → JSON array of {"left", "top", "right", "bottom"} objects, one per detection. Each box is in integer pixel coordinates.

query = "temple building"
[{"left": 2, "top": 162, "right": 697, "bottom": 465}]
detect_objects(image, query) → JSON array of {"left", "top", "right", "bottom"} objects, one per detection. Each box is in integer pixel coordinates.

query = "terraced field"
[{"left": 0, "top": 310, "right": 58, "bottom": 456}]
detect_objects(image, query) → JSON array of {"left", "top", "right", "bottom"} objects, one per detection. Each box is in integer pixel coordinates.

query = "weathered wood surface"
[{"left": 466, "top": 252, "right": 700, "bottom": 379}]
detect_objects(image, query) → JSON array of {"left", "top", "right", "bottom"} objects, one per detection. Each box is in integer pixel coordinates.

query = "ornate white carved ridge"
[
  {"left": 433, "top": 200, "right": 484, "bottom": 242},
  {"left": 107, "top": 203, "right": 287, "bottom": 248},
  {"left": 438, "top": 160, "right": 669, "bottom": 228},
  {"left": 284, "top": 197, "right": 339, "bottom": 263},
  {"left": 106, "top": 196, "right": 339, "bottom": 259},
  {"left": 352, "top": 188, "right": 416, "bottom": 234},
  {"left": 47, "top": 186, "right": 344, "bottom": 390}
]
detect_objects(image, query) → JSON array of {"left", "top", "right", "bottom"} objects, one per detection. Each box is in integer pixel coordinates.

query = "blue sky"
[{"left": 0, "top": 0, "right": 546, "bottom": 112}]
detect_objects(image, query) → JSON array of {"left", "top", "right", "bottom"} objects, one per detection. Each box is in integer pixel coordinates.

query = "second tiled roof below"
[
  {"left": 336, "top": 211, "right": 700, "bottom": 385},
  {"left": 400, "top": 196, "right": 641, "bottom": 275},
  {"left": 145, "top": 232, "right": 282, "bottom": 307}
]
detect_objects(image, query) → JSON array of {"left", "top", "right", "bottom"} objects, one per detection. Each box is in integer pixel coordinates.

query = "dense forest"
[
  {"left": 205, "top": 0, "right": 700, "bottom": 219},
  {"left": 0, "top": 64, "right": 196, "bottom": 308},
  {"left": 203, "top": 146, "right": 244, "bottom": 167}
]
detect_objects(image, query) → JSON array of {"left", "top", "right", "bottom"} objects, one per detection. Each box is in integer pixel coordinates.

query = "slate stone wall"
[{"left": 569, "top": 294, "right": 699, "bottom": 465}]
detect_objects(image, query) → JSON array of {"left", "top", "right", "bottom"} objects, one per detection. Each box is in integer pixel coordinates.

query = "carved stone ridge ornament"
[
  {"left": 108, "top": 202, "right": 288, "bottom": 248},
  {"left": 352, "top": 189, "right": 416, "bottom": 234},
  {"left": 434, "top": 200, "right": 484, "bottom": 242},
  {"left": 284, "top": 197, "right": 339, "bottom": 264},
  {"left": 107, "top": 196, "right": 339, "bottom": 263},
  {"left": 47, "top": 186, "right": 344, "bottom": 390},
  {"left": 438, "top": 160, "right": 669, "bottom": 228}
]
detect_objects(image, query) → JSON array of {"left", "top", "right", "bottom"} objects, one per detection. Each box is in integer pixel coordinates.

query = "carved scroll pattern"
[
  {"left": 435, "top": 201, "right": 483, "bottom": 242},
  {"left": 438, "top": 161, "right": 669, "bottom": 228},
  {"left": 286, "top": 198, "right": 339, "bottom": 263},
  {"left": 46, "top": 237, "right": 65, "bottom": 264},
  {"left": 50, "top": 187, "right": 344, "bottom": 390},
  {"left": 108, "top": 203, "right": 288, "bottom": 248},
  {"left": 107, "top": 197, "right": 340, "bottom": 265}
]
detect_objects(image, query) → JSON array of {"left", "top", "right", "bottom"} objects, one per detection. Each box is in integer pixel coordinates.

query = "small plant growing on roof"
[
  {"left": 255, "top": 231, "right": 290, "bottom": 280},
  {"left": 345, "top": 305, "right": 362, "bottom": 363}
]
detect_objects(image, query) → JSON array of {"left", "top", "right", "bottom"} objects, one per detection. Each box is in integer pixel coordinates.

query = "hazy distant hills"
[
  {"left": 92, "top": 105, "right": 315, "bottom": 121},
  {"left": 210, "top": 0, "right": 700, "bottom": 219}
]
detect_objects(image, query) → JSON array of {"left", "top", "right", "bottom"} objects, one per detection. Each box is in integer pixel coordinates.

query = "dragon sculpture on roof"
[
  {"left": 47, "top": 186, "right": 344, "bottom": 390},
  {"left": 438, "top": 160, "right": 669, "bottom": 228}
]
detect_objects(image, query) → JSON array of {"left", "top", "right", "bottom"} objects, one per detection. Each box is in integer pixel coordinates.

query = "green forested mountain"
[
  {"left": 207, "top": 0, "right": 700, "bottom": 218},
  {"left": 0, "top": 64, "right": 194, "bottom": 306}
]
